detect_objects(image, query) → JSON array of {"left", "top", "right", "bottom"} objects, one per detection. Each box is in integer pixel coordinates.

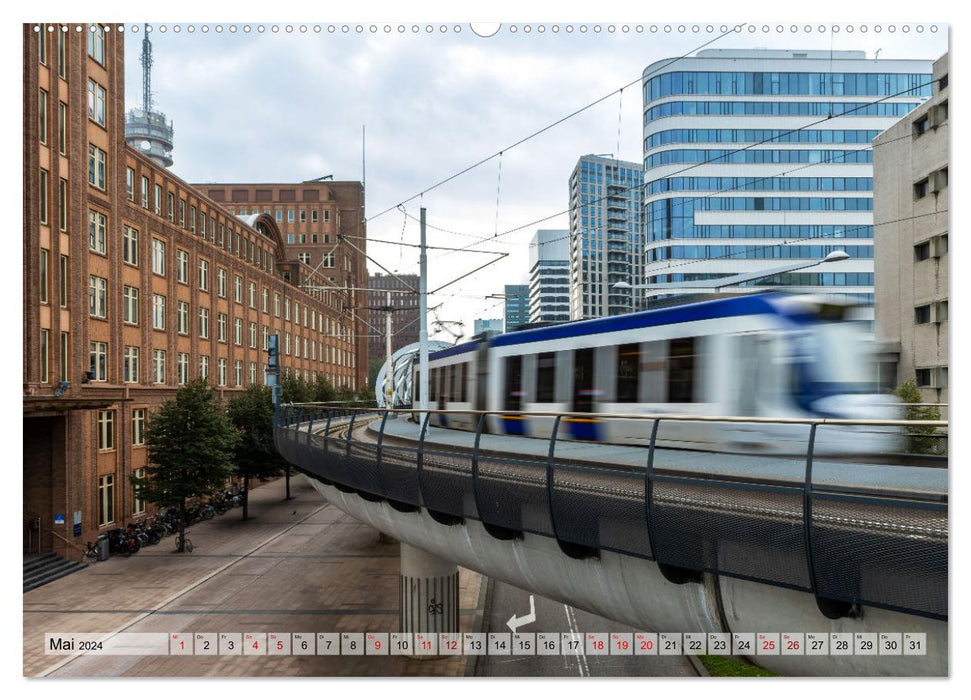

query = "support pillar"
[{"left": 399, "top": 542, "right": 460, "bottom": 636}]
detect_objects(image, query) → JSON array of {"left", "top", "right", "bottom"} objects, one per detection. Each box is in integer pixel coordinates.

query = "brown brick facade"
[{"left": 23, "top": 24, "right": 366, "bottom": 555}]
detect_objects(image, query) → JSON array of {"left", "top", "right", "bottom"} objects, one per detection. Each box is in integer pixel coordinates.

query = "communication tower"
[{"left": 124, "top": 25, "right": 174, "bottom": 167}]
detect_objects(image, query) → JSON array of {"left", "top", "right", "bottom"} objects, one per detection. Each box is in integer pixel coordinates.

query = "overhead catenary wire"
[
  {"left": 365, "top": 25, "right": 746, "bottom": 224},
  {"left": 428, "top": 76, "right": 936, "bottom": 257}
]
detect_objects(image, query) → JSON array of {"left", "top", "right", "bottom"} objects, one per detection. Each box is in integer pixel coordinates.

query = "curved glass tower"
[{"left": 641, "top": 49, "right": 932, "bottom": 310}]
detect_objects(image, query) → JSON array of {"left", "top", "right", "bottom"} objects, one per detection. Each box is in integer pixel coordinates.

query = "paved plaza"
[{"left": 24, "top": 475, "right": 483, "bottom": 678}]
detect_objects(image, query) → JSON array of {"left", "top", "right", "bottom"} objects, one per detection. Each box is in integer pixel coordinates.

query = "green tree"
[
  {"left": 894, "top": 379, "right": 944, "bottom": 454},
  {"left": 280, "top": 369, "right": 313, "bottom": 403},
  {"left": 227, "top": 385, "right": 288, "bottom": 520},
  {"left": 311, "top": 373, "right": 336, "bottom": 403},
  {"left": 131, "top": 380, "right": 239, "bottom": 552}
]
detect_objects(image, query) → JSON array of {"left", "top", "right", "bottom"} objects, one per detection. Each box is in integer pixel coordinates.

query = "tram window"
[
  {"left": 459, "top": 363, "right": 467, "bottom": 402},
  {"left": 439, "top": 367, "right": 447, "bottom": 401},
  {"left": 668, "top": 337, "right": 697, "bottom": 403},
  {"left": 504, "top": 355, "right": 523, "bottom": 411},
  {"left": 429, "top": 369, "right": 437, "bottom": 400},
  {"left": 616, "top": 343, "right": 639, "bottom": 403},
  {"left": 536, "top": 352, "right": 556, "bottom": 402}
]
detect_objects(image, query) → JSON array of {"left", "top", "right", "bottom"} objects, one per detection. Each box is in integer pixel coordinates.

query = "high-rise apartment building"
[
  {"left": 528, "top": 229, "right": 570, "bottom": 324},
  {"left": 198, "top": 181, "right": 368, "bottom": 386},
  {"left": 873, "top": 53, "right": 948, "bottom": 402},
  {"left": 503, "top": 284, "right": 529, "bottom": 332},
  {"left": 568, "top": 155, "right": 645, "bottom": 319},
  {"left": 366, "top": 273, "right": 420, "bottom": 367},
  {"left": 641, "top": 49, "right": 933, "bottom": 310},
  {"left": 23, "top": 24, "right": 363, "bottom": 556}
]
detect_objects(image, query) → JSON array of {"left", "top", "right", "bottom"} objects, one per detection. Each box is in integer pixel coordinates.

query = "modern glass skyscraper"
[
  {"left": 641, "top": 49, "right": 933, "bottom": 309},
  {"left": 569, "top": 155, "right": 645, "bottom": 319},
  {"left": 503, "top": 284, "right": 530, "bottom": 332},
  {"left": 529, "top": 229, "right": 571, "bottom": 324}
]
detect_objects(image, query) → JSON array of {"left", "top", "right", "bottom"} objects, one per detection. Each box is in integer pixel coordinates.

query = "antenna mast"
[{"left": 141, "top": 24, "right": 153, "bottom": 113}]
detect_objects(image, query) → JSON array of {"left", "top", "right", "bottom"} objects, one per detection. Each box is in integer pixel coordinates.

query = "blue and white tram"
[{"left": 416, "top": 293, "right": 901, "bottom": 454}]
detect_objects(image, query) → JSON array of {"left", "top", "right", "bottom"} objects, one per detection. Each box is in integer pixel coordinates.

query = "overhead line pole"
[{"left": 419, "top": 207, "right": 429, "bottom": 414}]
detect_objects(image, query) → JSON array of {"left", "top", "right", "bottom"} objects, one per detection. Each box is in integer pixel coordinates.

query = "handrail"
[
  {"left": 281, "top": 404, "right": 946, "bottom": 428},
  {"left": 50, "top": 530, "right": 87, "bottom": 558}
]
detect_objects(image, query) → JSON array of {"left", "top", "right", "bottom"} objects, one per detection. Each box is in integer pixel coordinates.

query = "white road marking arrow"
[{"left": 506, "top": 595, "right": 536, "bottom": 633}]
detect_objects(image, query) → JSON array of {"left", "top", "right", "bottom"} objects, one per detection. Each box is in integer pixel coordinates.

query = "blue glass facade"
[
  {"left": 646, "top": 129, "right": 881, "bottom": 149},
  {"left": 644, "top": 100, "right": 920, "bottom": 122},
  {"left": 641, "top": 52, "right": 932, "bottom": 305},
  {"left": 646, "top": 149, "right": 874, "bottom": 168},
  {"left": 647, "top": 176, "right": 872, "bottom": 195},
  {"left": 644, "top": 71, "right": 931, "bottom": 101}
]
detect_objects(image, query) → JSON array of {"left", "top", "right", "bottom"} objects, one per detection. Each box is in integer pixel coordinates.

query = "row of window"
[
  {"left": 228, "top": 207, "right": 331, "bottom": 225},
  {"left": 648, "top": 224, "right": 873, "bottom": 242},
  {"left": 646, "top": 176, "right": 873, "bottom": 196},
  {"left": 646, "top": 271, "right": 875, "bottom": 288},
  {"left": 914, "top": 301, "right": 948, "bottom": 325},
  {"left": 645, "top": 128, "right": 882, "bottom": 149},
  {"left": 122, "top": 168, "right": 277, "bottom": 276},
  {"left": 646, "top": 244, "right": 872, "bottom": 263},
  {"left": 645, "top": 148, "right": 874, "bottom": 169},
  {"left": 97, "top": 224, "right": 339, "bottom": 331},
  {"left": 644, "top": 99, "right": 920, "bottom": 123},
  {"left": 88, "top": 340, "right": 355, "bottom": 386},
  {"left": 653, "top": 196, "right": 874, "bottom": 214},
  {"left": 644, "top": 71, "right": 932, "bottom": 102}
]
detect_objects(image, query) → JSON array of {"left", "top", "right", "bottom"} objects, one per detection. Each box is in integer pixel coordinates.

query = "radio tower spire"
[
  {"left": 125, "top": 24, "right": 175, "bottom": 167},
  {"left": 141, "top": 23, "right": 153, "bottom": 113}
]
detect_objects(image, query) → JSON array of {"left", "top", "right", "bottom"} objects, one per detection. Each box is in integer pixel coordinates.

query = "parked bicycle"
[
  {"left": 175, "top": 531, "right": 193, "bottom": 553},
  {"left": 83, "top": 540, "right": 99, "bottom": 561}
]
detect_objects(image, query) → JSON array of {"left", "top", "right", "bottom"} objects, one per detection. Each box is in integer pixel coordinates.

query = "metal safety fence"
[{"left": 274, "top": 406, "right": 947, "bottom": 621}]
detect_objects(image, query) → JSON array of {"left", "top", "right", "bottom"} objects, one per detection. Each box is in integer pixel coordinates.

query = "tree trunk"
[
  {"left": 241, "top": 481, "right": 249, "bottom": 521},
  {"left": 178, "top": 499, "right": 187, "bottom": 553}
]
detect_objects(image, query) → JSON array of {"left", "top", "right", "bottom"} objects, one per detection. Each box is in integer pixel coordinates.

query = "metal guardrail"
[{"left": 274, "top": 406, "right": 947, "bottom": 621}]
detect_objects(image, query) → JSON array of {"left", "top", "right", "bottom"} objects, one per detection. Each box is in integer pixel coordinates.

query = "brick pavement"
[{"left": 23, "top": 475, "right": 483, "bottom": 678}]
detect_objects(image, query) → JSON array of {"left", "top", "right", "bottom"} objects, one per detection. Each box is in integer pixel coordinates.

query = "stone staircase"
[{"left": 23, "top": 552, "right": 88, "bottom": 593}]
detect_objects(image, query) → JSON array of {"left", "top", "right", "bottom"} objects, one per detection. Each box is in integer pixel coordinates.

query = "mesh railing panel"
[
  {"left": 475, "top": 454, "right": 552, "bottom": 535},
  {"left": 419, "top": 448, "right": 478, "bottom": 519},
  {"left": 378, "top": 444, "right": 422, "bottom": 505},
  {"left": 651, "top": 477, "right": 810, "bottom": 590},
  {"left": 810, "top": 494, "right": 947, "bottom": 618},
  {"left": 550, "top": 464, "right": 654, "bottom": 559}
]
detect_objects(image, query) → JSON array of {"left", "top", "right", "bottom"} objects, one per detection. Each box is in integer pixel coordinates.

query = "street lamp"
[{"left": 614, "top": 250, "right": 851, "bottom": 297}]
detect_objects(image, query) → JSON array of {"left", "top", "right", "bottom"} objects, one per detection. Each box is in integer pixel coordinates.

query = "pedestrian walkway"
[{"left": 23, "top": 475, "right": 484, "bottom": 677}]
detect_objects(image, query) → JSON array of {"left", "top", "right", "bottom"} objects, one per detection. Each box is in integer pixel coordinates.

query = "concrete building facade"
[
  {"left": 641, "top": 49, "right": 933, "bottom": 309},
  {"left": 503, "top": 284, "right": 529, "bottom": 332},
  {"left": 23, "top": 24, "right": 363, "bottom": 556},
  {"left": 528, "top": 229, "right": 571, "bottom": 324},
  {"left": 569, "top": 155, "right": 645, "bottom": 319},
  {"left": 873, "top": 54, "right": 948, "bottom": 402}
]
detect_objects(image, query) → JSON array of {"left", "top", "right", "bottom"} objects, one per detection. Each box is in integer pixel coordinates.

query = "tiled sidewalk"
[{"left": 24, "top": 475, "right": 483, "bottom": 677}]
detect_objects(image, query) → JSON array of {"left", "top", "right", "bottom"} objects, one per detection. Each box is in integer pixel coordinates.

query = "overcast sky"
[{"left": 123, "top": 22, "right": 947, "bottom": 341}]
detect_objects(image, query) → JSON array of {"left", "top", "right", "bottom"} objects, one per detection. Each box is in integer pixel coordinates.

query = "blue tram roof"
[
  {"left": 488, "top": 293, "right": 788, "bottom": 349},
  {"left": 428, "top": 293, "right": 820, "bottom": 361}
]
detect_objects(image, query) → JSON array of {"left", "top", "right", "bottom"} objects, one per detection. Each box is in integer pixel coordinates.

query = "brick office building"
[
  {"left": 199, "top": 182, "right": 368, "bottom": 388},
  {"left": 366, "top": 273, "right": 420, "bottom": 367},
  {"left": 23, "top": 24, "right": 365, "bottom": 555}
]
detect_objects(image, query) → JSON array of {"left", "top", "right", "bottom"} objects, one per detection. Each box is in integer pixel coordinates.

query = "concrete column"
[{"left": 399, "top": 543, "right": 459, "bottom": 635}]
